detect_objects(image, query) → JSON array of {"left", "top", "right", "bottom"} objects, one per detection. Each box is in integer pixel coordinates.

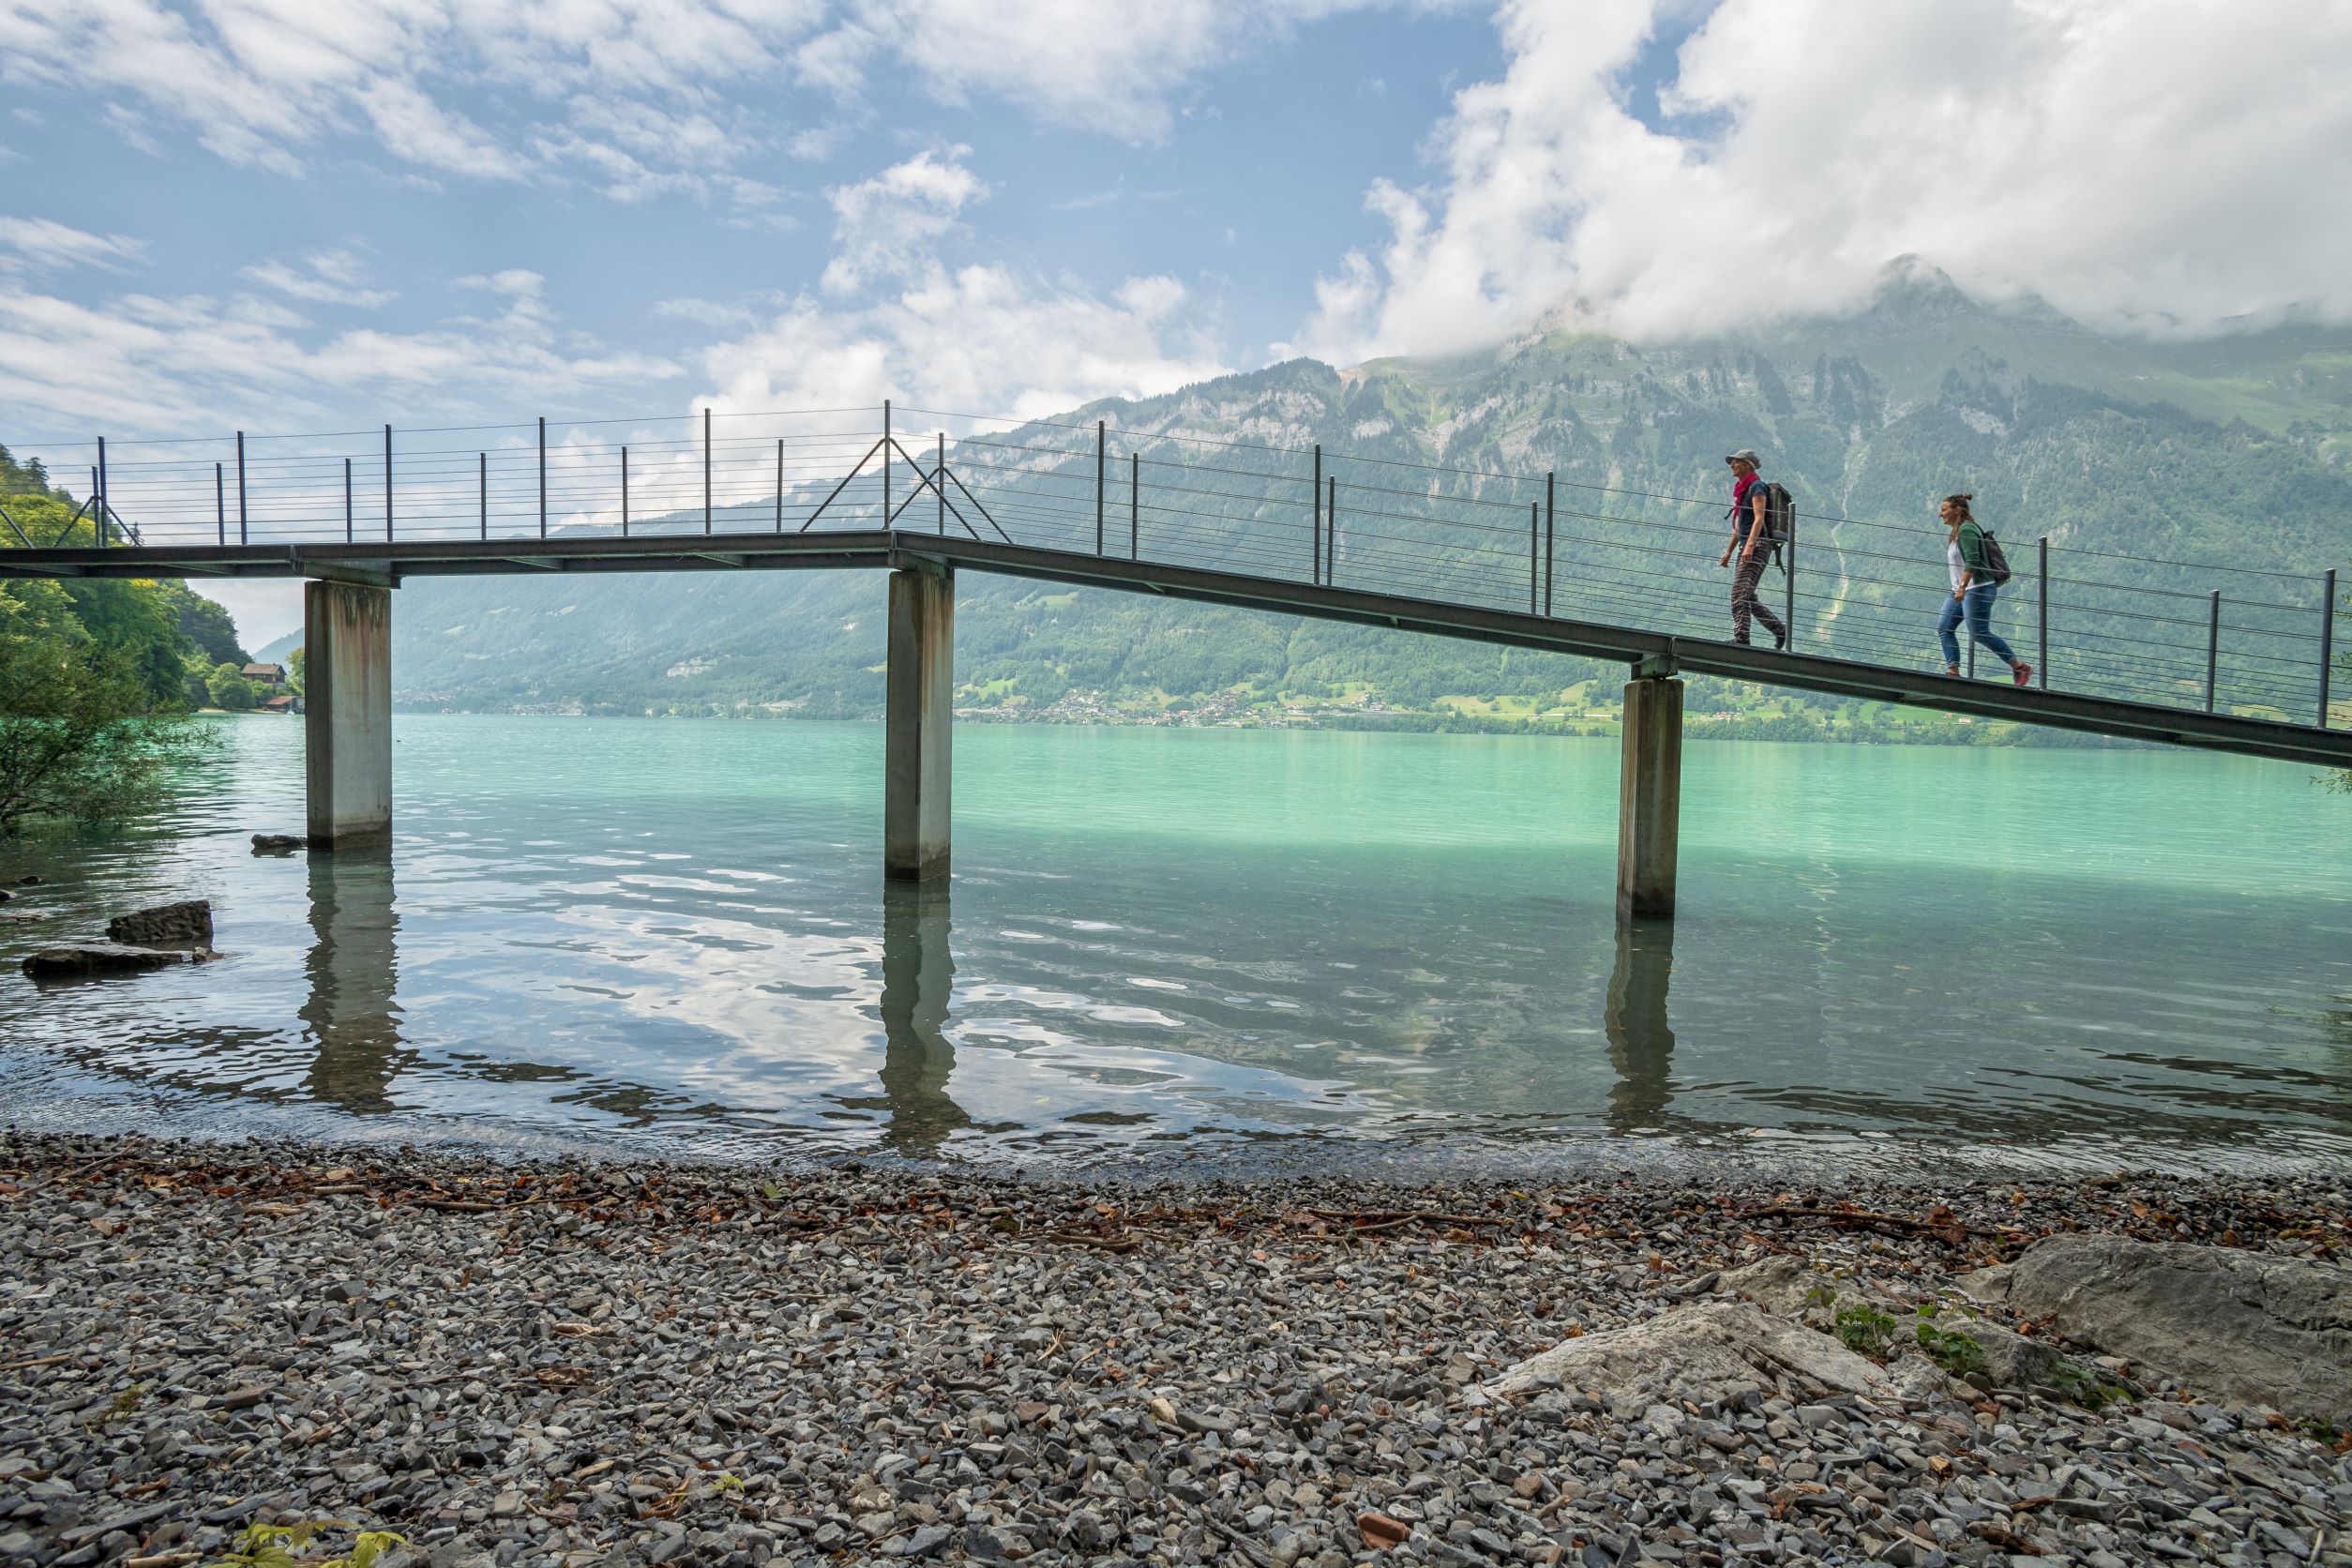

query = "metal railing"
[{"left": 8, "top": 401, "right": 2345, "bottom": 731}]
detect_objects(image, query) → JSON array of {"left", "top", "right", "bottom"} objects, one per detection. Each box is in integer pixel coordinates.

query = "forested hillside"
[
  {"left": 1, "top": 445, "right": 250, "bottom": 712},
  {"left": 285, "top": 264, "right": 2352, "bottom": 736}
]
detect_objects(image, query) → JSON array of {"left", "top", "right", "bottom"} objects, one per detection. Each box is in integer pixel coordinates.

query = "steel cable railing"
[{"left": 8, "top": 402, "right": 2344, "bottom": 731}]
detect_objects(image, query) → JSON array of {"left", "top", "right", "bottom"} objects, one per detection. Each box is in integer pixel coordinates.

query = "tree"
[
  {"left": 3, "top": 492, "right": 199, "bottom": 708},
  {"left": 0, "top": 626, "right": 214, "bottom": 837},
  {"left": 207, "top": 662, "right": 258, "bottom": 711},
  {"left": 287, "top": 645, "right": 306, "bottom": 695},
  {"left": 160, "top": 582, "right": 249, "bottom": 670}
]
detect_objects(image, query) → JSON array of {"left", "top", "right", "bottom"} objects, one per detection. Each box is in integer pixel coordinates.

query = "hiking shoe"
[
  {"left": 2013, "top": 662, "right": 2033, "bottom": 687},
  {"left": 1773, "top": 631, "right": 1788, "bottom": 651}
]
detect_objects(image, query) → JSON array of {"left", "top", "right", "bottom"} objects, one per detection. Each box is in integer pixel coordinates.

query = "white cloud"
[
  {"left": 456, "top": 269, "right": 546, "bottom": 297},
  {"left": 0, "top": 0, "right": 1437, "bottom": 199},
  {"left": 704, "top": 264, "right": 1229, "bottom": 427},
  {"left": 857, "top": 0, "right": 1302, "bottom": 139},
  {"left": 353, "top": 75, "right": 521, "bottom": 180},
  {"left": 821, "top": 148, "right": 986, "bottom": 294},
  {"left": 1288, "top": 0, "right": 2352, "bottom": 359},
  {"left": 703, "top": 145, "right": 1225, "bottom": 426},
  {"left": 0, "top": 216, "right": 146, "bottom": 272},
  {"left": 0, "top": 268, "right": 677, "bottom": 434},
  {"left": 239, "top": 248, "right": 396, "bottom": 307}
]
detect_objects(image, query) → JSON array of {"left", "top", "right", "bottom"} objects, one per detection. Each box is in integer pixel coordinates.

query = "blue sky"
[
  {"left": 4, "top": 0, "right": 2346, "bottom": 643},
  {"left": 0, "top": 1, "right": 1525, "bottom": 448}
]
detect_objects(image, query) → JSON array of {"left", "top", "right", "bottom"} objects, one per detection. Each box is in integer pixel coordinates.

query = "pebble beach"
[{"left": 0, "top": 1131, "right": 2345, "bottom": 1568}]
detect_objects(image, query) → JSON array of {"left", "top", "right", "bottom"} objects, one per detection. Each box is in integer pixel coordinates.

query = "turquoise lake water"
[{"left": 1, "top": 716, "right": 2346, "bottom": 1172}]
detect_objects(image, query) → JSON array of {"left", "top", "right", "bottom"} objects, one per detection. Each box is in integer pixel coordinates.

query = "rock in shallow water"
[
  {"left": 250, "top": 833, "right": 308, "bottom": 853},
  {"left": 105, "top": 898, "right": 213, "bottom": 947},
  {"left": 2005, "top": 1232, "right": 2352, "bottom": 1423},
  {"left": 21, "top": 942, "right": 193, "bottom": 980}
]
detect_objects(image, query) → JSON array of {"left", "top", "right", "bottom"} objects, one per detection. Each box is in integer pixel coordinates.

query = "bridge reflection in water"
[
  {"left": 870, "top": 883, "right": 972, "bottom": 1154},
  {"left": 299, "top": 850, "right": 411, "bottom": 1115},
  {"left": 1604, "top": 919, "right": 1678, "bottom": 1136},
  {"left": 284, "top": 869, "right": 1691, "bottom": 1148}
]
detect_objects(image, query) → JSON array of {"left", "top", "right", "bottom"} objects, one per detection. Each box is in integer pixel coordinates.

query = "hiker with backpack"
[
  {"left": 1936, "top": 492, "right": 2033, "bottom": 686},
  {"left": 1715, "top": 448, "right": 1788, "bottom": 648}
]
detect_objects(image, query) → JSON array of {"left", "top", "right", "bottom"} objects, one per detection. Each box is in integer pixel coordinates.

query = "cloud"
[
  {"left": 0, "top": 267, "right": 676, "bottom": 435},
  {"left": 352, "top": 75, "right": 520, "bottom": 179},
  {"left": 1287, "top": 0, "right": 2352, "bottom": 359},
  {"left": 0, "top": 0, "right": 1438, "bottom": 200},
  {"left": 456, "top": 269, "right": 546, "bottom": 298},
  {"left": 703, "top": 264, "right": 1229, "bottom": 427},
  {"left": 239, "top": 249, "right": 396, "bottom": 308},
  {"left": 702, "top": 145, "right": 1225, "bottom": 426},
  {"left": 822, "top": 148, "right": 986, "bottom": 294},
  {"left": 0, "top": 216, "right": 146, "bottom": 272}
]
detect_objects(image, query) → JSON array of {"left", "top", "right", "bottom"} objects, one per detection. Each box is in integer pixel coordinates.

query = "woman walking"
[{"left": 1937, "top": 493, "right": 2032, "bottom": 686}]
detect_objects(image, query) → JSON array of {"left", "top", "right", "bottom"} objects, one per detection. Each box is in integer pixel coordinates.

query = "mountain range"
[{"left": 264, "top": 262, "right": 2352, "bottom": 736}]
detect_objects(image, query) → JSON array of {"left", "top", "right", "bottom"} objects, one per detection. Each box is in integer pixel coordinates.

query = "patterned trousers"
[{"left": 1732, "top": 550, "right": 1786, "bottom": 646}]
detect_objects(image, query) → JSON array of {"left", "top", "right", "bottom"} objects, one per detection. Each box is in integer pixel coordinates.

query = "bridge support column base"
[
  {"left": 884, "top": 565, "right": 954, "bottom": 882},
  {"left": 304, "top": 579, "right": 393, "bottom": 849},
  {"left": 1616, "top": 674, "right": 1682, "bottom": 921}
]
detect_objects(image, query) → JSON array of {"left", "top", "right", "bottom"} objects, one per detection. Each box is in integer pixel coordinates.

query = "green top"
[{"left": 1956, "top": 520, "right": 1993, "bottom": 577}]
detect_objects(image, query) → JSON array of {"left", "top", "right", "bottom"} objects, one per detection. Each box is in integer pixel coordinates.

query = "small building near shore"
[
  {"left": 242, "top": 662, "right": 289, "bottom": 687},
  {"left": 261, "top": 693, "right": 301, "bottom": 715}
]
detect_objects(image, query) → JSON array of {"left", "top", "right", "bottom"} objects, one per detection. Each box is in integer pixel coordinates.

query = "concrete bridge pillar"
[
  {"left": 1616, "top": 672, "right": 1683, "bottom": 921},
  {"left": 884, "top": 565, "right": 954, "bottom": 882},
  {"left": 304, "top": 579, "right": 393, "bottom": 849}
]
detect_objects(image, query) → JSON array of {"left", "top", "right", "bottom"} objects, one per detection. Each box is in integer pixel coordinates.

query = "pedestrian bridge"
[{"left": 6, "top": 402, "right": 2345, "bottom": 918}]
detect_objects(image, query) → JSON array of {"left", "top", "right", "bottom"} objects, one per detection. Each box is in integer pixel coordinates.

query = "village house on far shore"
[{"left": 242, "top": 662, "right": 301, "bottom": 715}]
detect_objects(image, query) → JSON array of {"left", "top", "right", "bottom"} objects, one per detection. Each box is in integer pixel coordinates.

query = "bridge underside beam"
[
  {"left": 305, "top": 579, "right": 393, "bottom": 849},
  {"left": 1617, "top": 675, "right": 1682, "bottom": 922},
  {"left": 884, "top": 565, "right": 954, "bottom": 882},
  {"left": 10, "top": 528, "right": 2346, "bottom": 768}
]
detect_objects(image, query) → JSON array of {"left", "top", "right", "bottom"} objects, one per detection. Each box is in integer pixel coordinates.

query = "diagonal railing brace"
[
  {"left": 798, "top": 436, "right": 887, "bottom": 532},
  {"left": 882, "top": 438, "right": 983, "bottom": 538}
]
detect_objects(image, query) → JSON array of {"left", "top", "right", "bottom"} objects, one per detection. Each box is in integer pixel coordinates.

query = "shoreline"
[
  {"left": 2, "top": 1130, "right": 2344, "bottom": 1567},
  {"left": 372, "top": 706, "right": 2156, "bottom": 751}
]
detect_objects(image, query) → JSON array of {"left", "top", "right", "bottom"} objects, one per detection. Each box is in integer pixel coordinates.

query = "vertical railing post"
[
  {"left": 343, "top": 457, "right": 353, "bottom": 542},
  {"left": 94, "top": 437, "right": 107, "bottom": 548},
  {"left": 2206, "top": 590, "right": 2221, "bottom": 714},
  {"left": 1783, "top": 509, "right": 1797, "bottom": 643},
  {"left": 882, "top": 400, "right": 892, "bottom": 526},
  {"left": 1529, "top": 500, "right": 1539, "bottom": 614},
  {"left": 478, "top": 453, "right": 488, "bottom": 540},
  {"left": 936, "top": 432, "right": 946, "bottom": 535},
  {"left": 1095, "top": 419, "right": 1106, "bottom": 555},
  {"left": 383, "top": 424, "right": 392, "bottom": 541},
  {"left": 621, "top": 446, "right": 630, "bottom": 536},
  {"left": 1130, "top": 452, "right": 1139, "bottom": 561},
  {"left": 235, "top": 430, "right": 248, "bottom": 545},
  {"left": 1311, "top": 444, "right": 1322, "bottom": 584},
  {"left": 2037, "top": 535, "right": 2049, "bottom": 689},
  {"left": 539, "top": 415, "right": 548, "bottom": 538},
  {"left": 776, "top": 439, "right": 784, "bottom": 532},
  {"left": 1544, "top": 471, "right": 1555, "bottom": 617},
  {"left": 215, "top": 462, "right": 225, "bottom": 546},
  {"left": 1328, "top": 476, "right": 1338, "bottom": 588},
  {"left": 702, "top": 407, "right": 712, "bottom": 534},
  {"left": 2320, "top": 567, "right": 2338, "bottom": 729}
]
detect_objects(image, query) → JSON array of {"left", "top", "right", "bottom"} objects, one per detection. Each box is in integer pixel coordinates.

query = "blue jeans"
[{"left": 1937, "top": 584, "right": 2019, "bottom": 669}]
